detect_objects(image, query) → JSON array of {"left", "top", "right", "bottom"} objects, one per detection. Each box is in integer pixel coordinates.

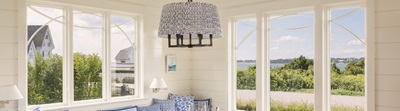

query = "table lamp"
[
  {"left": 0, "top": 85, "right": 23, "bottom": 108},
  {"left": 150, "top": 78, "right": 168, "bottom": 93}
]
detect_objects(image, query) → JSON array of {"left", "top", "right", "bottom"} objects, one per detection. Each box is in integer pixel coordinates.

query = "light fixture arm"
[
  {"left": 167, "top": 34, "right": 213, "bottom": 48},
  {"left": 0, "top": 101, "right": 10, "bottom": 108}
]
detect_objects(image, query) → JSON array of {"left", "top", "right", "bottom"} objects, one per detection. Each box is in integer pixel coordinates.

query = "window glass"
[
  {"left": 27, "top": 6, "right": 63, "bottom": 105},
  {"left": 73, "top": 11, "right": 103, "bottom": 101},
  {"left": 329, "top": 8, "right": 366, "bottom": 111},
  {"left": 235, "top": 18, "right": 257, "bottom": 110},
  {"left": 110, "top": 15, "right": 136, "bottom": 97},
  {"left": 268, "top": 12, "right": 315, "bottom": 111}
]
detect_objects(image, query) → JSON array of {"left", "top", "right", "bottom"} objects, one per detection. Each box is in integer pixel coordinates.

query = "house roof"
[
  {"left": 27, "top": 25, "right": 49, "bottom": 50},
  {"left": 115, "top": 46, "right": 134, "bottom": 60}
]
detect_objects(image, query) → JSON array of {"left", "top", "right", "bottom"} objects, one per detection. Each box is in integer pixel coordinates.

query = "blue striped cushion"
[
  {"left": 102, "top": 106, "right": 138, "bottom": 111},
  {"left": 137, "top": 103, "right": 161, "bottom": 111}
]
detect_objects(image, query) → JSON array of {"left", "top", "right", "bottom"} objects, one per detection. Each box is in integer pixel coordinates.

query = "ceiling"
[{"left": 109, "top": 0, "right": 277, "bottom": 8}]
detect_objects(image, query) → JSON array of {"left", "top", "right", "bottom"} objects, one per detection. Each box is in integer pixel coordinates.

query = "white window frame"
[
  {"left": 20, "top": 2, "right": 144, "bottom": 110},
  {"left": 230, "top": 15, "right": 258, "bottom": 110},
  {"left": 229, "top": 0, "right": 374, "bottom": 111}
]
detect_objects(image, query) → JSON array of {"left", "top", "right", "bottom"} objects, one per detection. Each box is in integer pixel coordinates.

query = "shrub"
[
  {"left": 237, "top": 56, "right": 365, "bottom": 96},
  {"left": 237, "top": 100, "right": 256, "bottom": 111},
  {"left": 237, "top": 100, "right": 364, "bottom": 111}
]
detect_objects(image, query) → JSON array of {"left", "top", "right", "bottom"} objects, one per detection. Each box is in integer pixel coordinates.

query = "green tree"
[
  {"left": 28, "top": 53, "right": 62, "bottom": 105},
  {"left": 28, "top": 52, "right": 103, "bottom": 104},
  {"left": 73, "top": 53, "right": 102, "bottom": 101},
  {"left": 331, "top": 63, "right": 341, "bottom": 74},
  {"left": 237, "top": 66, "right": 256, "bottom": 90},
  {"left": 342, "top": 59, "right": 364, "bottom": 75},
  {"left": 284, "top": 55, "right": 313, "bottom": 71}
]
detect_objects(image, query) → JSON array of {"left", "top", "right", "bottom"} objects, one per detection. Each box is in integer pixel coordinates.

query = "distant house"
[
  {"left": 27, "top": 25, "right": 55, "bottom": 63},
  {"left": 113, "top": 46, "right": 135, "bottom": 95},
  {"left": 115, "top": 46, "right": 135, "bottom": 65}
]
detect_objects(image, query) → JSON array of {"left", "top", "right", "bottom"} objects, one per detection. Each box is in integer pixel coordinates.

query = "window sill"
[{"left": 27, "top": 97, "right": 150, "bottom": 111}]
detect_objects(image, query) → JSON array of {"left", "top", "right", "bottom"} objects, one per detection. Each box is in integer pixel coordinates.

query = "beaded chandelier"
[{"left": 158, "top": 0, "right": 222, "bottom": 48}]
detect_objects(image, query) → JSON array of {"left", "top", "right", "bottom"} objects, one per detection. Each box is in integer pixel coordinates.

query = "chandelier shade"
[{"left": 158, "top": 2, "right": 222, "bottom": 39}]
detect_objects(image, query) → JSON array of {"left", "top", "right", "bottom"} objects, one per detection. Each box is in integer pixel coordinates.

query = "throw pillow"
[
  {"left": 33, "top": 107, "right": 41, "bottom": 111},
  {"left": 137, "top": 103, "right": 161, "bottom": 111},
  {"left": 194, "top": 98, "right": 212, "bottom": 111},
  {"left": 154, "top": 98, "right": 176, "bottom": 111},
  {"left": 168, "top": 93, "right": 194, "bottom": 111},
  {"left": 102, "top": 106, "right": 138, "bottom": 111}
]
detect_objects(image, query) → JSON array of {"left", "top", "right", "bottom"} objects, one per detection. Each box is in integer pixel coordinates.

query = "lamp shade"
[
  {"left": 150, "top": 78, "right": 168, "bottom": 89},
  {"left": 158, "top": 2, "right": 222, "bottom": 39},
  {"left": 0, "top": 85, "right": 23, "bottom": 101}
]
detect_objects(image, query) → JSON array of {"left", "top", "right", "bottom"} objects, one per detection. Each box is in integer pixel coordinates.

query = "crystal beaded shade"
[{"left": 158, "top": 2, "right": 222, "bottom": 39}]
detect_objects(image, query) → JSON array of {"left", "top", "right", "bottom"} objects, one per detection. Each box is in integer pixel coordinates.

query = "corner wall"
[
  {"left": 0, "top": 0, "right": 19, "bottom": 110},
  {"left": 190, "top": 15, "right": 230, "bottom": 110},
  {"left": 375, "top": 0, "right": 400, "bottom": 110},
  {"left": 0, "top": 0, "right": 193, "bottom": 111}
]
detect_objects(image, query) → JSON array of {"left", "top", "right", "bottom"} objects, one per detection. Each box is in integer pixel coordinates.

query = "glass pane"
[
  {"left": 73, "top": 11, "right": 103, "bottom": 101},
  {"left": 27, "top": 6, "right": 64, "bottom": 105},
  {"left": 236, "top": 18, "right": 257, "bottom": 111},
  {"left": 269, "top": 12, "right": 315, "bottom": 111},
  {"left": 330, "top": 8, "right": 365, "bottom": 111},
  {"left": 110, "top": 15, "right": 136, "bottom": 97}
]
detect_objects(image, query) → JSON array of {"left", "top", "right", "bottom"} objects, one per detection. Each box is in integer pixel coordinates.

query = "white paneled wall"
[
  {"left": 141, "top": 3, "right": 193, "bottom": 100},
  {"left": 0, "top": 0, "right": 193, "bottom": 111},
  {"left": 0, "top": 0, "right": 18, "bottom": 110},
  {"left": 191, "top": 36, "right": 229, "bottom": 110},
  {"left": 1, "top": 0, "right": 400, "bottom": 111},
  {"left": 375, "top": 0, "right": 400, "bottom": 110}
]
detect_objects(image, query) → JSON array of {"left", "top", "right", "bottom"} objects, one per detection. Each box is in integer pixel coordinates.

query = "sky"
[
  {"left": 27, "top": 6, "right": 135, "bottom": 63},
  {"left": 236, "top": 8, "right": 366, "bottom": 60},
  {"left": 28, "top": 6, "right": 365, "bottom": 61}
]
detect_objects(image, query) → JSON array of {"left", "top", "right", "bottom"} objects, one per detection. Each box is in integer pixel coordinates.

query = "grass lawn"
[
  {"left": 295, "top": 89, "right": 364, "bottom": 96},
  {"left": 237, "top": 100, "right": 363, "bottom": 111}
]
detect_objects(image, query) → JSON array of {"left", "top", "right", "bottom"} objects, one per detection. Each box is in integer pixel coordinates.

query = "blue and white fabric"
[
  {"left": 168, "top": 93, "right": 194, "bottom": 111},
  {"left": 32, "top": 107, "right": 41, "bottom": 111},
  {"left": 154, "top": 98, "right": 176, "bottom": 111},
  {"left": 102, "top": 106, "right": 138, "bottom": 111},
  {"left": 137, "top": 103, "right": 161, "bottom": 111},
  {"left": 194, "top": 98, "right": 212, "bottom": 111}
]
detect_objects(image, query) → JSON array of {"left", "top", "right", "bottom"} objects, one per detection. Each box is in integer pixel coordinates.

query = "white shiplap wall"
[
  {"left": 375, "top": 0, "right": 400, "bottom": 111},
  {"left": 0, "top": 0, "right": 19, "bottom": 110},
  {"left": 0, "top": 0, "right": 193, "bottom": 111},
  {"left": 191, "top": 15, "right": 230, "bottom": 110},
  {"left": 1, "top": 0, "right": 400, "bottom": 110}
]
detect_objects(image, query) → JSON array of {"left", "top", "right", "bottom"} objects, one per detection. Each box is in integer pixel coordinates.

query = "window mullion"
[
  {"left": 104, "top": 12, "right": 112, "bottom": 101},
  {"left": 255, "top": 13, "right": 266, "bottom": 111},
  {"left": 66, "top": 6, "right": 74, "bottom": 106},
  {"left": 314, "top": 4, "right": 329, "bottom": 111},
  {"left": 264, "top": 13, "right": 271, "bottom": 111},
  {"left": 135, "top": 17, "right": 141, "bottom": 98}
]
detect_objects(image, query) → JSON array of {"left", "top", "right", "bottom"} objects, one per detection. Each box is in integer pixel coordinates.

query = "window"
[
  {"left": 26, "top": 4, "right": 141, "bottom": 108},
  {"left": 329, "top": 7, "right": 366, "bottom": 110},
  {"left": 73, "top": 11, "right": 104, "bottom": 101},
  {"left": 231, "top": 4, "right": 369, "bottom": 111},
  {"left": 27, "top": 5, "right": 63, "bottom": 105},
  {"left": 268, "top": 12, "right": 315, "bottom": 110},
  {"left": 234, "top": 18, "right": 257, "bottom": 110},
  {"left": 110, "top": 15, "right": 136, "bottom": 97}
]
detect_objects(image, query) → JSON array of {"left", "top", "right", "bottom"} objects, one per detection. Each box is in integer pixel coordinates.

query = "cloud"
[
  {"left": 271, "top": 47, "right": 279, "bottom": 51},
  {"left": 275, "top": 35, "right": 303, "bottom": 42},
  {"left": 251, "top": 43, "right": 256, "bottom": 47},
  {"left": 347, "top": 39, "right": 365, "bottom": 46},
  {"left": 343, "top": 49, "right": 365, "bottom": 54}
]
